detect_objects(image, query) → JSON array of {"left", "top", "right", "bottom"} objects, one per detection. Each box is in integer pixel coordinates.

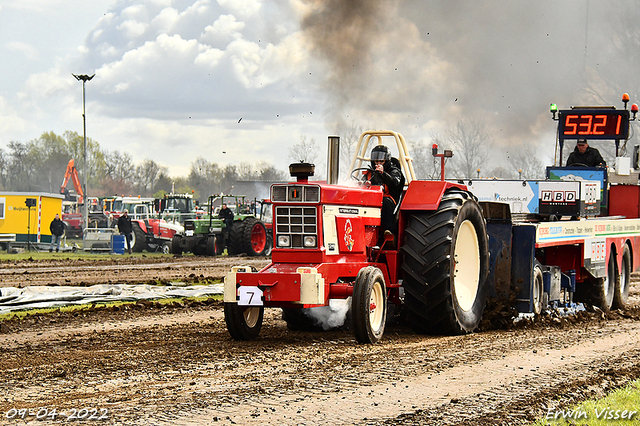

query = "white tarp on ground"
[{"left": 0, "top": 284, "right": 224, "bottom": 315}]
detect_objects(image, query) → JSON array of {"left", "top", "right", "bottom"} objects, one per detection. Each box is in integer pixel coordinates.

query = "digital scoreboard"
[{"left": 557, "top": 109, "right": 630, "bottom": 140}]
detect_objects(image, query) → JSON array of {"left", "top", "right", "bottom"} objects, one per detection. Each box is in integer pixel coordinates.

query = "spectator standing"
[
  {"left": 117, "top": 209, "right": 133, "bottom": 254},
  {"left": 218, "top": 203, "right": 235, "bottom": 248},
  {"left": 49, "top": 214, "right": 65, "bottom": 252}
]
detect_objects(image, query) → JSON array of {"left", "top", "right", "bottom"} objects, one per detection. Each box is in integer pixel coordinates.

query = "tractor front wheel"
[
  {"left": 351, "top": 266, "right": 387, "bottom": 343},
  {"left": 224, "top": 303, "right": 263, "bottom": 340},
  {"left": 401, "top": 189, "right": 489, "bottom": 335}
]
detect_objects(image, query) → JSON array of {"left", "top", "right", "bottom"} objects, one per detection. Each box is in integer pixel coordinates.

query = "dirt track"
[{"left": 2, "top": 255, "right": 640, "bottom": 425}]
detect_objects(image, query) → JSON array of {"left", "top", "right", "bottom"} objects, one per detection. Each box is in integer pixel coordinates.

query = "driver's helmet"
[{"left": 370, "top": 145, "right": 391, "bottom": 168}]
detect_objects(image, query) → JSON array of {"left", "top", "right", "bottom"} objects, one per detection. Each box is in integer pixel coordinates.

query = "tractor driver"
[{"left": 365, "top": 145, "right": 405, "bottom": 244}]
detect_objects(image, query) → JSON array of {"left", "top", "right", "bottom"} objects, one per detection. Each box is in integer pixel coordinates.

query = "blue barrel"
[{"left": 111, "top": 235, "right": 125, "bottom": 254}]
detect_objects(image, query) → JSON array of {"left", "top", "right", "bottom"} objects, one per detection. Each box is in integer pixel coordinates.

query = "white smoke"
[{"left": 304, "top": 298, "right": 351, "bottom": 330}]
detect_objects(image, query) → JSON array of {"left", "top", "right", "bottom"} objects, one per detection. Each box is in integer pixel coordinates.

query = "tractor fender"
[
  {"left": 399, "top": 180, "right": 468, "bottom": 211},
  {"left": 133, "top": 219, "right": 148, "bottom": 234}
]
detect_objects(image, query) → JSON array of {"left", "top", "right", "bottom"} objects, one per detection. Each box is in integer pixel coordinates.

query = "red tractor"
[
  {"left": 224, "top": 130, "right": 490, "bottom": 343},
  {"left": 110, "top": 197, "right": 183, "bottom": 253}
]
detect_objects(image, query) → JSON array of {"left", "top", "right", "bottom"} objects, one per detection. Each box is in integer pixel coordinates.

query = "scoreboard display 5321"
[{"left": 557, "top": 108, "right": 630, "bottom": 140}]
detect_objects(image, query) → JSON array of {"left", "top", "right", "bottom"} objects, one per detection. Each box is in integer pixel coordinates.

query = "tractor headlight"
[
  {"left": 277, "top": 235, "right": 290, "bottom": 247},
  {"left": 303, "top": 236, "right": 316, "bottom": 247}
]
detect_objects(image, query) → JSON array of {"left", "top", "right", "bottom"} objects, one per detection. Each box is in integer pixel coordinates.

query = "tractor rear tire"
[
  {"left": 242, "top": 217, "right": 268, "bottom": 256},
  {"left": 401, "top": 189, "right": 489, "bottom": 335},
  {"left": 224, "top": 303, "right": 263, "bottom": 340},
  {"left": 131, "top": 222, "right": 147, "bottom": 253},
  {"left": 351, "top": 266, "right": 387, "bottom": 343},
  {"left": 206, "top": 235, "right": 217, "bottom": 256},
  {"left": 171, "top": 235, "right": 183, "bottom": 255},
  {"left": 613, "top": 244, "right": 631, "bottom": 309},
  {"left": 228, "top": 221, "right": 245, "bottom": 255}
]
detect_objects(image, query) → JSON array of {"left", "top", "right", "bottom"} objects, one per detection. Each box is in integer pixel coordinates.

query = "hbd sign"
[{"left": 540, "top": 190, "right": 577, "bottom": 204}]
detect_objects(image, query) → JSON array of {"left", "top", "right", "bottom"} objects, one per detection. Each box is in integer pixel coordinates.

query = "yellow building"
[{"left": 0, "top": 192, "right": 64, "bottom": 243}]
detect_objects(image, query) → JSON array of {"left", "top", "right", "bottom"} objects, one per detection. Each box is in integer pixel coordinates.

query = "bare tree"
[
  {"left": 410, "top": 135, "right": 454, "bottom": 180},
  {"left": 135, "top": 159, "right": 167, "bottom": 196},
  {"left": 333, "top": 121, "right": 367, "bottom": 179},
  {"left": 446, "top": 119, "right": 492, "bottom": 179},
  {"left": 287, "top": 135, "right": 320, "bottom": 164},
  {"left": 506, "top": 146, "right": 546, "bottom": 179},
  {"left": 0, "top": 149, "right": 7, "bottom": 190}
]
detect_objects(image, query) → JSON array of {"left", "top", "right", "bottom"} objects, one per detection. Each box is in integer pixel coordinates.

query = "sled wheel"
[
  {"left": 228, "top": 221, "right": 245, "bottom": 255},
  {"left": 589, "top": 249, "right": 617, "bottom": 311},
  {"left": 131, "top": 222, "right": 146, "bottom": 252},
  {"left": 532, "top": 262, "right": 544, "bottom": 315},
  {"left": 206, "top": 235, "right": 217, "bottom": 256},
  {"left": 352, "top": 266, "right": 387, "bottom": 343},
  {"left": 242, "top": 217, "right": 267, "bottom": 256},
  {"left": 401, "top": 189, "right": 489, "bottom": 335},
  {"left": 161, "top": 242, "right": 171, "bottom": 254},
  {"left": 224, "top": 303, "right": 263, "bottom": 341},
  {"left": 613, "top": 244, "right": 631, "bottom": 309}
]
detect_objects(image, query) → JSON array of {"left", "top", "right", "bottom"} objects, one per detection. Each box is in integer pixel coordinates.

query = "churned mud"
[{"left": 2, "top": 256, "right": 640, "bottom": 425}]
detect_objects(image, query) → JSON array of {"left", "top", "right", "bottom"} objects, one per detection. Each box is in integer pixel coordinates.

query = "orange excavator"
[{"left": 60, "top": 159, "right": 84, "bottom": 204}]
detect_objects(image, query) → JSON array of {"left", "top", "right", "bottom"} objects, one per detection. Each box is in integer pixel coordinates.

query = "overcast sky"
[{"left": 0, "top": 0, "right": 636, "bottom": 178}]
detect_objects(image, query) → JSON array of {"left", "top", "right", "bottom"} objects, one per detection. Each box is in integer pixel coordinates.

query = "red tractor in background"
[{"left": 109, "top": 197, "right": 183, "bottom": 253}]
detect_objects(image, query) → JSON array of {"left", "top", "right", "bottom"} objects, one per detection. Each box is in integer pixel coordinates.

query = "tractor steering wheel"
[
  {"left": 350, "top": 167, "right": 374, "bottom": 183},
  {"left": 569, "top": 162, "right": 590, "bottom": 167}
]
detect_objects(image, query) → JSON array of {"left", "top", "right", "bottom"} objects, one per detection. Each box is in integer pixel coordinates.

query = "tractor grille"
[
  {"left": 275, "top": 206, "right": 317, "bottom": 248},
  {"left": 271, "top": 184, "right": 320, "bottom": 202}
]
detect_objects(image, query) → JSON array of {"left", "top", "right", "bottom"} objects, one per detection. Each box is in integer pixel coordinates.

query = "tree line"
[
  {"left": 0, "top": 131, "right": 289, "bottom": 203},
  {"left": 0, "top": 122, "right": 550, "bottom": 206}
]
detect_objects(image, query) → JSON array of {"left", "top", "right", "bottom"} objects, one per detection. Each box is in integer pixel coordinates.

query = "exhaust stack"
[
  {"left": 327, "top": 136, "right": 340, "bottom": 184},
  {"left": 289, "top": 162, "right": 315, "bottom": 182}
]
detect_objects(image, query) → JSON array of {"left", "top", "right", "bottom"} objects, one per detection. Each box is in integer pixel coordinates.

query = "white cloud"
[
  {"left": 217, "top": 0, "right": 262, "bottom": 18},
  {"left": 151, "top": 7, "right": 180, "bottom": 34},
  {"left": 194, "top": 47, "right": 225, "bottom": 67},
  {"left": 0, "top": 96, "right": 29, "bottom": 134},
  {"left": 6, "top": 41, "right": 39, "bottom": 60},
  {"left": 117, "top": 19, "right": 148, "bottom": 39},
  {"left": 201, "top": 14, "right": 245, "bottom": 46}
]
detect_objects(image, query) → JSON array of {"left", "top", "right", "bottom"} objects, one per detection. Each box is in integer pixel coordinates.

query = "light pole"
[{"left": 72, "top": 73, "right": 94, "bottom": 239}]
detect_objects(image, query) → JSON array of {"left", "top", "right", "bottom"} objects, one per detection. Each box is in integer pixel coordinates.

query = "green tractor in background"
[{"left": 171, "top": 195, "right": 271, "bottom": 257}]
